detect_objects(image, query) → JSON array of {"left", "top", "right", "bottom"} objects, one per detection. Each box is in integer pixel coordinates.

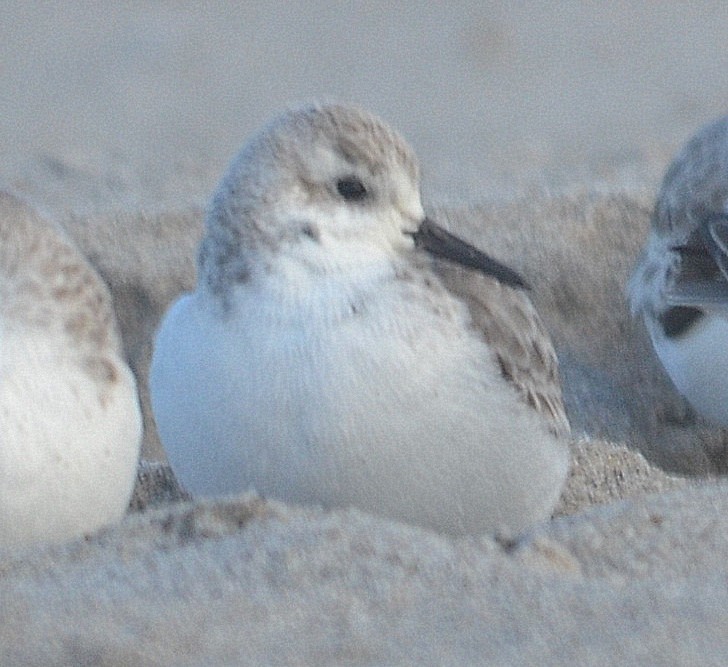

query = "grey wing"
[
  {"left": 666, "top": 215, "right": 728, "bottom": 309},
  {"left": 667, "top": 278, "right": 728, "bottom": 308},
  {"left": 431, "top": 259, "right": 571, "bottom": 438}
]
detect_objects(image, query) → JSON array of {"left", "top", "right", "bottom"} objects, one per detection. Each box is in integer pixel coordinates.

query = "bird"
[
  {"left": 150, "top": 103, "right": 570, "bottom": 535},
  {"left": 0, "top": 191, "right": 141, "bottom": 548},
  {"left": 629, "top": 115, "right": 728, "bottom": 426}
]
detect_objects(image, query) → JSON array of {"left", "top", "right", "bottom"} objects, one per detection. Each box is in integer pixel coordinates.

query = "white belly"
[
  {"left": 0, "top": 332, "right": 141, "bottom": 547},
  {"left": 652, "top": 313, "right": 728, "bottom": 425},
  {"left": 151, "top": 283, "right": 568, "bottom": 536}
]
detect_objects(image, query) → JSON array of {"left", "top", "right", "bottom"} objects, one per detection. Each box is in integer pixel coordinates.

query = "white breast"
[
  {"left": 151, "top": 269, "right": 568, "bottom": 535},
  {"left": 0, "top": 328, "right": 141, "bottom": 547},
  {"left": 651, "top": 313, "right": 728, "bottom": 425}
]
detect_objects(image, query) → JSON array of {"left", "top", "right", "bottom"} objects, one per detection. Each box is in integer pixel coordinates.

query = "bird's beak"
[{"left": 408, "top": 217, "right": 528, "bottom": 289}]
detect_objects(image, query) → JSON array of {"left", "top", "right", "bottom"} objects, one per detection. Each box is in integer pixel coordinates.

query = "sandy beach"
[{"left": 3, "top": 3, "right": 728, "bottom": 664}]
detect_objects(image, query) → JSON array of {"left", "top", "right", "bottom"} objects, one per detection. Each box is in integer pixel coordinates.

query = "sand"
[
  {"left": 4, "top": 3, "right": 728, "bottom": 665},
  {"left": 0, "top": 460, "right": 719, "bottom": 666},
  {"left": 2, "top": 181, "right": 716, "bottom": 666}
]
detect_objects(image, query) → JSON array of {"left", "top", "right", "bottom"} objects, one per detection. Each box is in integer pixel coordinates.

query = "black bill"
[{"left": 409, "top": 217, "right": 528, "bottom": 289}]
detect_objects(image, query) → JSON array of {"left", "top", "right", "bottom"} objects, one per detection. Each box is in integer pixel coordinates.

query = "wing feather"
[{"left": 430, "top": 258, "right": 571, "bottom": 438}]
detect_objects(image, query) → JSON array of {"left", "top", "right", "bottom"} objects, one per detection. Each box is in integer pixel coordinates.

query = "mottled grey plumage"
[
  {"left": 0, "top": 191, "right": 141, "bottom": 547},
  {"left": 151, "top": 103, "right": 570, "bottom": 535},
  {"left": 431, "top": 257, "right": 570, "bottom": 437},
  {"left": 629, "top": 115, "right": 728, "bottom": 425}
]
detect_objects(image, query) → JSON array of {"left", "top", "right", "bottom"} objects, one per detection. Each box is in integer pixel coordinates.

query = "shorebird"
[
  {"left": 150, "top": 103, "right": 570, "bottom": 535},
  {"left": 629, "top": 115, "right": 728, "bottom": 425},
  {"left": 0, "top": 192, "right": 141, "bottom": 547}
]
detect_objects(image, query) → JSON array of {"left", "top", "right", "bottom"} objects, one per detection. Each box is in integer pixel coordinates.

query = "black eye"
[{"left": 336, "top": 177, "right": 368, "bottom": 201}]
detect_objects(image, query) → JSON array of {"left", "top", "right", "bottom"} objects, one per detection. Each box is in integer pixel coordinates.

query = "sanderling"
[
  {"left": 150, "top": 103, "right": 570, "bottom": 535},
  {"left": 629, "top": 115, "right": 728, "bottom": 425},
  {"left": 0, "top": 192, "right": 141, "bottom": 547}
]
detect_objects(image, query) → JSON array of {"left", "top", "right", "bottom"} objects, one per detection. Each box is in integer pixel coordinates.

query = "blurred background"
[
  {"left": 2, "top": 1, "right": 728, "bottom": 212},
  {"left": 4, "top": 2, "right": 728, "bottom": 468}
]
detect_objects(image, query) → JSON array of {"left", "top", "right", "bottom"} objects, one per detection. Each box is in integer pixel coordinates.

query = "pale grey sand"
[
  {"left": 0, "top": 148, "right": 709, "bottom": 667},
  {"left": 3, "top": 478, "right": 725, "bottom": 666},
  {"left": 10, "top": 176, "right": 696, "bottom": 665},
  {"left": 554, "top": 439, "right": 687, "bottom": 516},
  {"left": 4, "top": 3, "right": 728, "bottom": 664}
]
